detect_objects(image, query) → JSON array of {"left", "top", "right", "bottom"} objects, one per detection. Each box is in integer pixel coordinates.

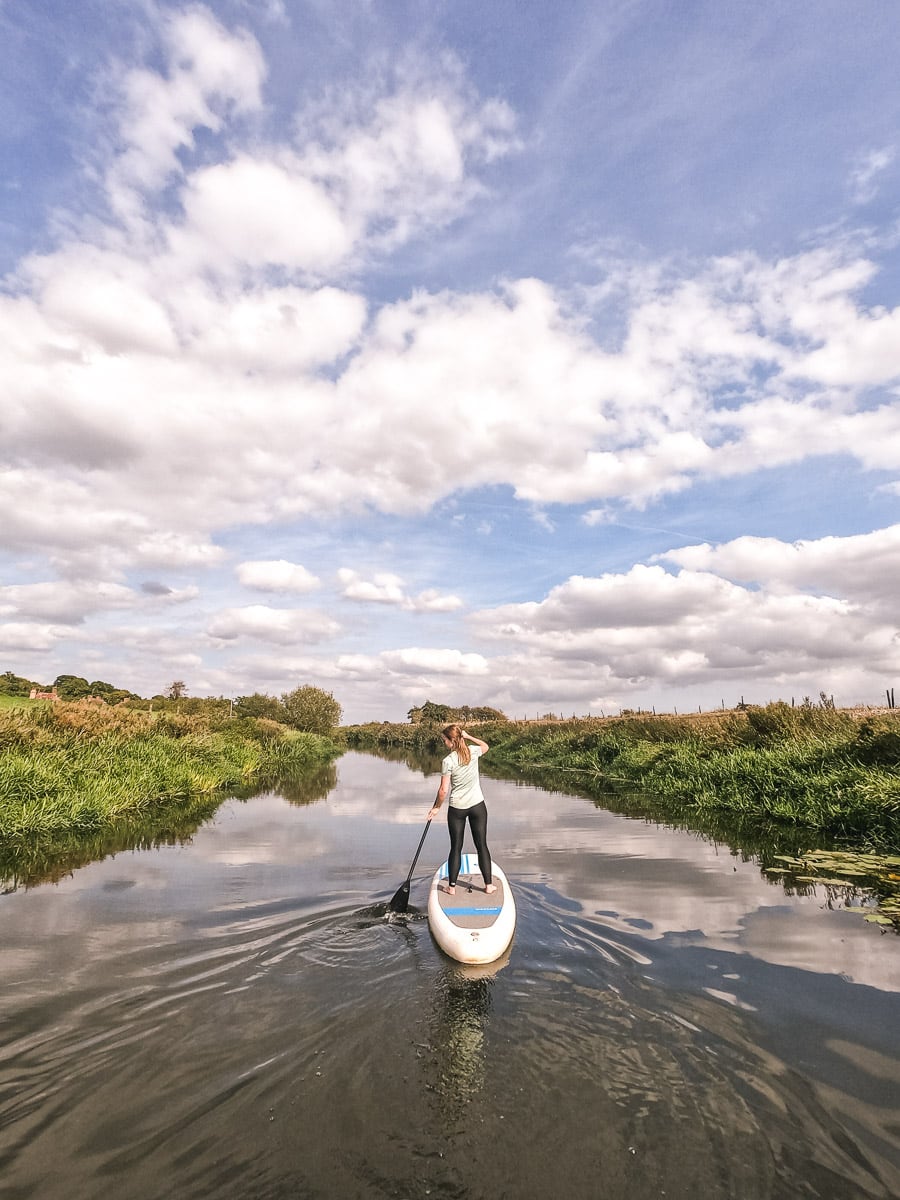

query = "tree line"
[
  {"left": 1, "top": 671, "right": 342, "bottom": 736},
  {"left": 406, "top": 700, "right": 507, "bottom": 723}
]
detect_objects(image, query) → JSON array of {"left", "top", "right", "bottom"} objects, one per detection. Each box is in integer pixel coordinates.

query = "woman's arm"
[
  {"left": 428, "top": 774, "right": 450, "bottom": 820},
  {"left": 462, "top": 729, "right": 489, "bottom": 755}
]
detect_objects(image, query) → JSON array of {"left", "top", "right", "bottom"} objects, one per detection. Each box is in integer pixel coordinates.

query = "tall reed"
[
  {"left": 345, "top": 705, "right": 900, "bottom": 849},
  {"left": 0, "top": 702, "right": 338, "bottom": 841}
]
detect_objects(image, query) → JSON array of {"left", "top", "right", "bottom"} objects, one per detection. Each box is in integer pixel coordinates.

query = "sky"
[{"left": 1, "top": 0, "right": 899, "bottom": 723}]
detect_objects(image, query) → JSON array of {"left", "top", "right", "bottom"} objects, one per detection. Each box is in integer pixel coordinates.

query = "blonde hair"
[{"left": 442, "top": 723, "right": 470, "bottom": 765}]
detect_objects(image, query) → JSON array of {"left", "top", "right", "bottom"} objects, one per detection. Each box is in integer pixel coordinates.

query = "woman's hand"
[{"left": 428, "top": 805, "right": 441, "bottom": 820}]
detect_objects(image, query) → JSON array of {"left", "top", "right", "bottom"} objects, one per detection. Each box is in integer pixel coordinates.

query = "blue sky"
[{"left": 1, "top": 0, "right": 899, "bottom": 721}]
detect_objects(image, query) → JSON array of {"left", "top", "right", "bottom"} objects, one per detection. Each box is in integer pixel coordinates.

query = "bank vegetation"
[
  {"left": 344, "top": 702, "right": 900, "bottom": 850},
  {"left": 0, "top": 700, "right": 340, "bottom": 843}
]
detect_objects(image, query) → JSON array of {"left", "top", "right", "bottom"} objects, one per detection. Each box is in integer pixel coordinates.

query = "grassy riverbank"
[
  {"left": 0, "top": 701, "right": 339, "bottom": 842},
  {"left": 345, "top": 703, "right": 900, "bottom": 849}
]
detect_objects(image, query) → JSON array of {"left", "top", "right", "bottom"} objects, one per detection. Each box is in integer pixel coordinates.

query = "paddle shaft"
[
  {"left": 388, "top": 816, "right": 432, "bottom": 912},
  {"left": 404, "top": 816, "right": 432, "bottom": 884}
]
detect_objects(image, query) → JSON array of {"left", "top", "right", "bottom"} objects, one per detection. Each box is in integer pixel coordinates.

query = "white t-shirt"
[{"left": 441, "top": 745, "right": 485, "bottom": 809}]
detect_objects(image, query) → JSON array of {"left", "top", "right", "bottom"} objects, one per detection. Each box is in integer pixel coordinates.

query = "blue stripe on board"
[
  {"left": 438, "top": 854, "right": 479, "bottom": 879},
  {"left": 444, "top": 907, "right": 502, "bottom": 916}
]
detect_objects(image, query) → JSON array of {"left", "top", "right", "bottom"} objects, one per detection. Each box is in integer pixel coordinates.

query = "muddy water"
[{"left": 1, "top": 751, "right": 898, "bottom": 1199}]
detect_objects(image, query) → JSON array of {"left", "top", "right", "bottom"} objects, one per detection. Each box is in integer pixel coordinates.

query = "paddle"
[{"left": 388, "top": 816, "right": 432, "bottom": 913}]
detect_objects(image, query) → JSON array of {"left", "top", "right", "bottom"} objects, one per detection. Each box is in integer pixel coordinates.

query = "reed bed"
[
  {"left": 344, "top": 703, "right": 900, "bottom": 849},
  {"left": 0, "top": 702, "right": 338, "bottom": 842}
]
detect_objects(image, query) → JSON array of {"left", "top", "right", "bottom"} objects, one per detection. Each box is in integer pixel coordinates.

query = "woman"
[{"left": 428, "top": 724, "right": 496, "bottom": 896}]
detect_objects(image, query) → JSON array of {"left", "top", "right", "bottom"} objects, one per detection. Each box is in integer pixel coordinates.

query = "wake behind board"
[{"left": 427, "top": 852, "right": 516, "bottom": 965}]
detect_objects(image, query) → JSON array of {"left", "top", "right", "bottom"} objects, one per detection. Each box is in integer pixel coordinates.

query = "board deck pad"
[{"left": 436, "top": 853, "right": 504, "bottom": 929}]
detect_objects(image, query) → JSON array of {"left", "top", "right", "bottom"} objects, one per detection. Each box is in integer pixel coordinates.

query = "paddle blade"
[{"left": 388, "top": 881, "right": 410, "bottom": 913}]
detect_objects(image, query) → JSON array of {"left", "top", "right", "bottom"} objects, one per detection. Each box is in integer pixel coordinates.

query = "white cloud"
[
  {"left": 0, "top": 622, "right": 67, "bottom": 652},
  {"left": 582, "top": 507, "right": 614, "bottom": 526},
  {"left": 469, "top": 541, "right": 900, "bottom": 703},
  {"left": 108, "top": 6, "right": 266, "bottom": 204},
  {"left": 381, "top": 647, "right": 489, "bottom": 675},
  {"left": 338, "top": 569, "right": 406, "bottom": 605},
  {"left": 412, "top": 588, "right": 464, "bottom": 613},
  {"left": 849, "top": 146, "right": 896, "bottom": 205},
  {"left": 237, "top": 559, "right": 321, "bottom": 593},
  {"left": 186, "top": 285, "right": 366, "bottom": 371},
  {"left": 0, "top": 580, "right": 135, "bottom": 624},
  {"left": 659, "top": 524, "right": 900, "bottom": 614},
  {"left": 207, "top": 605, "right": 340, "bottom": 644},
  {"left": 295, "top": 63, "right": 518, "bottom": 257},
  {"left": 337, "top": 569, "right": 462, "bottom": 611},
  {"left": 4, "top": 9, "right": 900, "bottom": 718},
  {"left": 173, "top": 156, "right": 352, "bottom": 274}
]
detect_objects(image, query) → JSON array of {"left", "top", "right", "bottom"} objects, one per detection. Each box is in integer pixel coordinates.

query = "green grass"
[
  {"left": 344, "top": 704, "right": 900, "bottom": 850},
  {"left": 0, "top": 701, "right": 340, "bottom": 843}
]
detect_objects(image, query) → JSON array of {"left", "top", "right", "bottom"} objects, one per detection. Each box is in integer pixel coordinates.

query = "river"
[{"left": 1, "top": 751, "right": 898, "bottom": 1199}]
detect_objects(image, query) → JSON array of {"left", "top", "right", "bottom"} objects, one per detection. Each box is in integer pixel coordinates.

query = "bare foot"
[
  {"left": 484, "top": 883, "right": 497, "bottom": 894},
  {"left": 445, "top": 884, "right": 456, "bottom": 895}
]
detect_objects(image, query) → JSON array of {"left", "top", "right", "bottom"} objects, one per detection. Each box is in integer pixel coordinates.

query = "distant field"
[{"left": 0, "top": 695, "right": 38, "bottom": 710}]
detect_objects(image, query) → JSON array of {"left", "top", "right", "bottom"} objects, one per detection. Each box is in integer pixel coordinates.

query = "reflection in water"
[
  {"left": 0, "top": 763, "right": 337, "bottom": 893},
  {"left": 0, "top": 792, "right": 223, "bottom": 892},
  {"left": 0, "top": 753, "right": 898, "bottom": 1199},
  {"left": 426, "top": 953, "right": 511, "bottom": 1100},
  {"left": 277, "top": 759, "right": 338, "bottom": 805},
  {"left": 351, "top": 742, "right": 445, "bottom": 777},
  {"left": 499, "top": 760, "right": 832, "bottom": 861}
]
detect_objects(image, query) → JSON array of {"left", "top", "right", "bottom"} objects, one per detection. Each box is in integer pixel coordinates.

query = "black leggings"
[{"left": 447, "top": 801, "right": 492, "bottom": 886}]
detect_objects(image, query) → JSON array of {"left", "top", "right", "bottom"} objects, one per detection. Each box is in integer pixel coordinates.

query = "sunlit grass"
[
  {"left": 345, "top": 704, "right": 900, "bottom": 849},
  {"left": 345, "top": 704, "right": 900, "bottom": 932},
  {"left": 0, "top": 702, "right": 339, "bottom": 842}
]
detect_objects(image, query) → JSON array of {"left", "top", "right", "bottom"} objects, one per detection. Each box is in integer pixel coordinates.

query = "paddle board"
[{"left": 427, "top": 852, "right": 516, "bottom": 965}]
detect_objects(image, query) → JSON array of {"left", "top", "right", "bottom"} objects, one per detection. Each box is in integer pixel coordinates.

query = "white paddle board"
[{"left": 427, "top": 852, "right": 516, "bottom": 965}]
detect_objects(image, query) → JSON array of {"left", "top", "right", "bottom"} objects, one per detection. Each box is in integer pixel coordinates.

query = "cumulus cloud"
[
  {"left": 189, "top": 517, "right": 899, "bottom": 714},
  {"left": 5, "top": 31, "right": 900, "bottom": 590},
  {"left": 4, "top": 6, "right": 900, "bottom": 716},
  {"left": 237, "top": 559, "right": 321, "bottom": 593},
  {"left": 0, "top": 581, "right": 134, "bottom": 625},
  {"left": 0, "top": 579, "right": 197, "bottom": 626},
  {"left": 0, "top": 622, "right": 68, "bottom": 653},
  {"left": 207, "top": 604, "right": 340, "bottom": 645},
  {"left": 337, "top": 569, "right": 462, "bottom": 611},
  {"left": 173, "top": 156, "right": 352, "bottom": 275},
  {"left": 659, "top": 524, "right": 900, "bottom": 614},
  {"left": 295, "top": 58, "right": 518, "bottom": 258},
  {"left": 380, "top": 647, "right": 489, "bottom": 675},
  {"left": 107, "top": 6, "right": 266, "bottom": 206},
  {"left": 469, "top": 531, "right": 900, "bottom": 706}
]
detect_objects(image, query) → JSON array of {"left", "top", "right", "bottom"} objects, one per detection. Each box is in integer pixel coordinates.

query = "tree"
[
  {"left": 234, "top": 692, "right": 285, "bottom": 721},
  {"left": 281, "top": 685, "right": 342, "bottom": 734},
  {"left": 167, "top": 680, "right": 188, "bottom": 700},
  {"left": 54, "top": 674, "right": 91, "bottom": 700},
  {"left": 89, "top": 680, "right": 139, "bottom": 704},
  {"left": 407, "top": 700, "right": 507, "bottom": 724},
  {"left": 419, "top": 700, "right": 452, "bottom": 723},
  {"left": 0, "top": 671, "right": 40, "bottom": 696}
]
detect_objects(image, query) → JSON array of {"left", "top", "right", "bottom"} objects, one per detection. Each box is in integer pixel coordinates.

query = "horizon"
[{"left": 2, "top": 1, "right": 899, "bottom": 723}]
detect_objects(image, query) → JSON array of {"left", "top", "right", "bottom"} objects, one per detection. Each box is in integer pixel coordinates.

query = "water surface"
[{"left": 2, "top": 752, "right": 898, "bottom": 1199}]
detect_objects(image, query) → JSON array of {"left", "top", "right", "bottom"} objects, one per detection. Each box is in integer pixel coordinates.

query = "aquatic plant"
[{"left": 765, "top": 849, "right": 900, "bottom": 930}]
